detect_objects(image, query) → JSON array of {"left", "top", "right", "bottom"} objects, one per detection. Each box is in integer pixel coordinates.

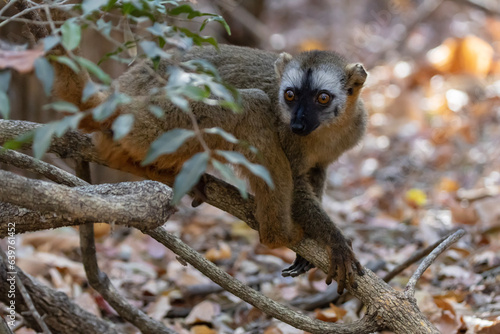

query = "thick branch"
[
  {"left": 0, "top": 261, "right": 118, "bottom": 334},
  {"left": 0, "top": 248, "right": 52, "bottom": 334},
  {"left": 0, "top": 170, "right": 175, "bottom": 231}
]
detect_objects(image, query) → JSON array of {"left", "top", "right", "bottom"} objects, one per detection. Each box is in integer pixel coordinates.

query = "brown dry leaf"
[
  {"left": 477, "top": 318, "right": 500, "bottom": 334},
  {"left": 20, "top": 252, "right": 86, "bottom": 280},
  {"left": 204, "top": 242, "right": 232, "bottom": 262},
  {"left": 93, "top": 223, "right": 111, "bottom": 238},
  {"left": 428, "top": 35, "right": 493, "bottom": 77},
  {"left": 434, "top": 311, "right": 461, "bottom": 334},
  {"left": 185, "top": 301, "right": 220, "bottom": 325},
  {"left": 16, "top": 257, "right": 49, "bottom": 277},
  {"left": 255, "top": 244, "right": 296, "bottom": 263},
  {"left": 146, "top": 294, "right": 172, "bottom": 321},
  {"left": 22, "top": 230, "right": 80, "bottom": 253},
  {"left": 75, "top": 292, "right": 101, "bottom": 317},
  {"left": 473, "top": 197, "right": 500, "bottom": 231},
  {"left": 444, "top": 197, "right": 479, "bottom": 225},
  {"left": 437, "top": 177, "right": 460, "bottom": 193},
  {"left": 190, "top": 325, "right": 216, "bottom": 334},
  {"left": 314, "top": 303, "right": 347, "bottom": 322},
  {"left": 0, "top": 46, "right": 45, "bottom": 73}
]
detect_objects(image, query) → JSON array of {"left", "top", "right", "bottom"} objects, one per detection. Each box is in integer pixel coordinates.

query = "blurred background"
[{"left": 1, "top": 0, "right": 500, "bottom": 333}]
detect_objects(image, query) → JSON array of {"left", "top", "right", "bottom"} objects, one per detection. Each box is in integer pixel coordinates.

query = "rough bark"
[
  {"left": 0, "top": 261, "right": 118, "bottom": 334},
  {"left": 0, "top": 119, "right": 446, "bottom": 333}
]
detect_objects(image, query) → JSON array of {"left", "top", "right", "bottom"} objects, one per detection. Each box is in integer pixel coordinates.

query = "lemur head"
[{"left": 275, "top": 50, "right": 367, "bottom": 136}]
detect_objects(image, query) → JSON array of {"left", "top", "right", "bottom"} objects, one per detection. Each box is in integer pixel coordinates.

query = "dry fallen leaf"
[
  {"left": 190, "top": 325, "right": 217, "bottom": 334},
  {"left": 204, "top": 242, "right": 232, "bottom": 262},
  {"left": 314, "top": 303, "right": 347, "bottom": 322},
  {"left": 185, "top": 301, "right": 220, "bottom": 325},
  {"left": 0, "top": 45, "right": 45, "bottom": 73}
]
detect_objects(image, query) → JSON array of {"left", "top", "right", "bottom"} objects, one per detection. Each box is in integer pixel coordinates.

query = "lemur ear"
[
  {"left": 346, "top": 63, "right": 367, "bottom": 95},
  {"left": 274, "top": 52, "right": 293, "bottom": 78}
]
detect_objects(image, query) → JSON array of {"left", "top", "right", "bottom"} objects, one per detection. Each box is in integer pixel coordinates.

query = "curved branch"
[
  {"left": 146, "top": 227, "right": 379, "bottom": 334},
  {"left": 405, "top": 229, "right": 466, "bottom": 297}
]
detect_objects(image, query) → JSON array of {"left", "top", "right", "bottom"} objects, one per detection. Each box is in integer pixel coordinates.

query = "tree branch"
[
  {"left": 0, "top": 170, "right": 175, "bottom": 231},
  {"left": 405, "top": 229, "right": 466, "bottom": 297},
  {"left": 0, "top": 119, "right": 447, "bottom": 333},
  {"left": 75, "top": 160, "right": 177, "bottom": 334},
  {"left": 0, "top": 248, "right": 52, "bottom": 334},
  {"left": 0, "top": 261, "right": 119, "bottom": 334},
  {"left": 146, "top": 227, "right": 380, "bottom": 334}
]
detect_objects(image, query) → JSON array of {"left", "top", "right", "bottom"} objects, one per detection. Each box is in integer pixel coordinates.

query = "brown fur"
[{"left": 53, "top": 44, "right": 367, "bottom": 289}]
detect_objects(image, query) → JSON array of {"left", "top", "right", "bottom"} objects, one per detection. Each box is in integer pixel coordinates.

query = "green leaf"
[
  {"left": 139, "top": 40, "right": 171, "bottom": 59},
  {"left": 111, "top": 114, "right": 134, "bottom": 140},
  {"left": 168, "top": 4, "right": 216, "bottom": 19},
  {"left": 173, "top": 152, "right": 209, "bottom": 203},
  {"left": 43, "top": 101, "right": 79, "bottom": 113},
  {"left": 61, "top": 18, "right": 82, "bottom": 51},
  {"left": 34, "top": 57, "right": 54, "bottom": 96},
  {"left": 33, "top": 123, "right": 57, "bottom": 159},
  {"left": 82, "top": 0, "right": 109, "bottom": 15},
  {"left": 168, "top": 94, "right": 189, "bottom": 112},
  {"left": 142, "top": 128, "right": 194, "bottom": 165},
  {"left": 3, "top": 131, "right": 33, "bottom": 150},
  {"left": 0, "top": 70, "right": 11, "bottom": 92},
  {"left": 75, "top": 56, "right": 111, "bottom": 85},
  {"left": 54, "top": 114, "right": 84, "bottom": 137},
  {"left": 82, "top": 81, "right": 104, "bottom": 103},
  {"left": 96, "top": 18, "right": 112, "bottom": 36},
  {"left": 216, "top": 150, "right": 274, "bottom": 188},
  {"left": 92, "top": 92, "right": 130, "bottom": 121},
  {"left": 52, "top": 56, "right": 80, "bottom": 74},
  {"left": 204, "top": 127, "right": 238, "bottom": 144},
  {"left": 0, "top": 91, "right": 10, "bottom": 119},
  {"left": 211, "top": 159, "right": 248, "bottom": 199},
  {"left": 42, "top": 35, "right": 60, "bottom": 51},
  {"left": 176, "top": 27, "right": 218, "bottom": 49},
  {"left": 200, "top": 16, "right": 231, "bottom": 35},
  {"left": 148, "top": 105, "right": 164, "bottom": 118}
]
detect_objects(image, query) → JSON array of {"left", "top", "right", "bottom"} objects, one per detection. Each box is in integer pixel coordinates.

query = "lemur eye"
[
  {"left": 284, "top": 89, "right": 295, "bottom": 101},
  {"left": 317, "top": 92, "right": 331, "bottom": 104}
]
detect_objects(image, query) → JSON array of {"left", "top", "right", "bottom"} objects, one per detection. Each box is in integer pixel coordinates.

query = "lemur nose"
[{"left": 291, "top": 123, "right": 304, "bottom": 132}]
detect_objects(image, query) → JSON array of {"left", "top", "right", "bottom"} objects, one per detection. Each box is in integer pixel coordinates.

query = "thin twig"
[
  {"left": 0, "top": 248, "right": 52, "bottom": 334},
  {"left": 0, "top": 16, "right": 65, "bottom": 25},
  {"left": 383, "top": 230, "right": 461, "bottom": 283},
  {"left": 405, "top": 229, "right": 466, "bottom": 297},
  {"left": 0, "top": 0, "right": 18, "bottom": 17}
]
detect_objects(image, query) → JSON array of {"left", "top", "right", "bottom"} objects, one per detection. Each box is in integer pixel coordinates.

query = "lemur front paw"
[
  {"left": 326, "top": 240, "right": 364, "bottom": 294},
  {"left": 281, "top": 254, "right": 315, "bottom": 277}
]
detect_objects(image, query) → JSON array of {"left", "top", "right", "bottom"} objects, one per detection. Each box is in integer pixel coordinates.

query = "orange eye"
[
  {"left": 317, "top": 93, "right": 330, "bottom": 104},
  {"left": 284, "top": 89, "right": 295, "bottom": 101}
]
